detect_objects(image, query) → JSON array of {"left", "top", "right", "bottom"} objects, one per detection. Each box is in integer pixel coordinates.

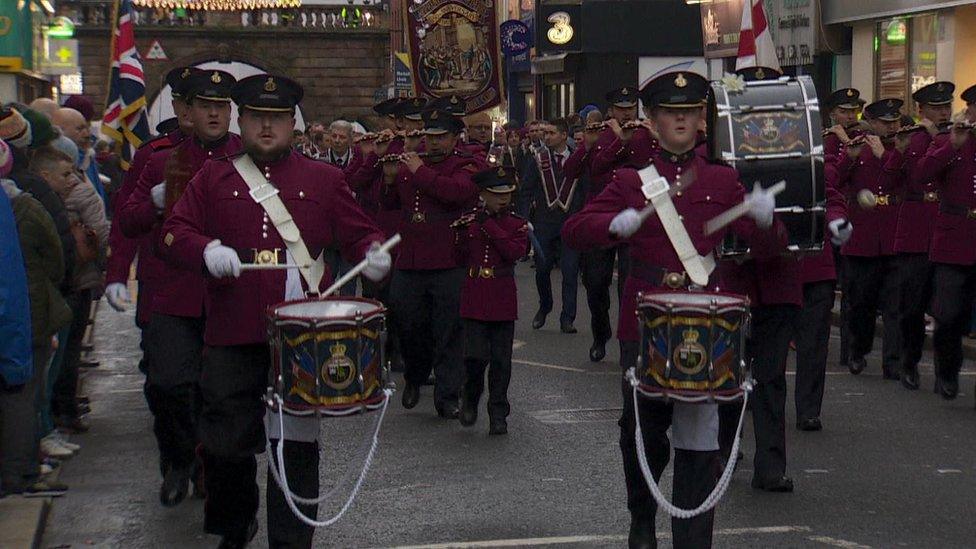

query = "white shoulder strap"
[{"left": 232, "top": 154, "right": 326, "bottom": 292}]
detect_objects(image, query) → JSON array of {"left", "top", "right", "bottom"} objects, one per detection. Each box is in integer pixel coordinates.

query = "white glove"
[
  {"left": 104, "top": 282, "right": 130, "bottom": 311},
  {"left": 747, "top": 185, "right": 776, "bottom": 229},
  {"left": 362, "top": 241, "right": 391, "bottom": 282},
  {"left": 609, "top": 208, "right": 642, "bottom": 239},
  {"left": 203, "top": 239, "right": 241, "bottom": 278},
  {"left": 151, "top": 182, "right": 166, "bottom": 211},
  {"left": 829, "top": 219, "right": 853, "bottom": 246}
]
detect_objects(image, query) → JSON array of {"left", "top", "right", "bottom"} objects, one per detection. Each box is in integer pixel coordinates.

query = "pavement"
[{"left": 4, "top": 264, "right": 975, "bottom": 548}]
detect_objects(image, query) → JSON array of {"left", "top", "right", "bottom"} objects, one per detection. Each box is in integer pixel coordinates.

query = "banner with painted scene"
[{"left": 405, "top": 0, "right": 503, "bottom": 113}]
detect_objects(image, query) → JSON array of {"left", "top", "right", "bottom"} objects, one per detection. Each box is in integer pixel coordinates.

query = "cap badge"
[
  {"left": 621, "top": 87, "right": 630, "bottom": 96},
  {"left": 211, "top": 72, "right": 221, "bottom": 84},
  {"left": 430, "top": 111, "right": 439, "bottom": 120},
  {"left": 846, "top": 89, "right": 855, "bottom": 97},
  {"left": 450, "top": 96, "right": 459, "bottom": 104},
  {"left": 675, "top": 73, "right": 688, "bottom": 88},
  {"left": 887, "top": 99, "right": 895, "bottom": 108},
  {"left": 497, "top": 167, "right": 506, "bottom": 176},
  {"left": 264, "top": 77, "right": 277, "bottom": 92},
  {"left": 937, "top": 83, "right": 945, "bottom": 91},
  {"left": 755, "top": 68, "right": 765, "bottom": 80},
  {"left": 181, "top": 68, "right": 191, "bottom": 78}
]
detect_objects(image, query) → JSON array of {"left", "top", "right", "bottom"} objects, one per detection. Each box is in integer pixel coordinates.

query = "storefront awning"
[
  {"left": 822, "top": 0, "right": 974, "bottom": 25},
  {"left": 531, "top": 53, "right": 570, "bottom": 75}
]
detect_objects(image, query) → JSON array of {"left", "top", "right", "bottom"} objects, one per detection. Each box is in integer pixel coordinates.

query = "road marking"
[
  {"left": 512, "top": 339, "right": 526, "bottom": 350},
  {"left": 844, "top": 392, "right": 865, "bottom": 396},
  {"left": 936, "top": 469, "right": 962, "bottom": 474},
  {"left": 513, "top": 359, "right": 588, "bottom": 373},
  {"left": 381, "top": 526, "right": 814, "bottom": 548},
  {"left": 807, "top": 535, "right": 872, "bottom": 548},
  {"left": 804, "top": 469, "right": 830, "bottom": 474}
]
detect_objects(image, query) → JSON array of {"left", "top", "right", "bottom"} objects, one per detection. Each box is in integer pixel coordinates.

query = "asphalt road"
[{"left": 43, "top": 265, "right": 976, "bottom": 548}]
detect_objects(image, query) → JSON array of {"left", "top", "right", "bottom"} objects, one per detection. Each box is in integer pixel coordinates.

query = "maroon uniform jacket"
[
  {"left": 590, "top": 127, "right": 658, "bottom": 176},
  {"left": 455, "top": 210, "right": 528, "bottom": 321},
  {"left": 888, "top": 131, "right": 947, "bottom": 254},
  {"left": 836, "top": 144, "right": 902, "bottom": 257},
  {"left": 916, "top": 134, "right": 976, "bottom": 266},
  {"left": 160, "top": 151, "right": 383, "bottom": 346},
  {"left": 797, "top": 162, "right": 849, "bottom": 285},
  {"left": 105, "top": 130, "right": 184, "bottom": 325},
  {"left": 562, "top": 151, "right": 787, "bottom": 341},
  {"left": 379, "top": 151, "right": 481, "bottom": 270},
  {"left": 347, "top": 139, "right": 405, "bottom": 240},
  {"left": 118, "top": 134, "right": 242, "bottom": 319}
]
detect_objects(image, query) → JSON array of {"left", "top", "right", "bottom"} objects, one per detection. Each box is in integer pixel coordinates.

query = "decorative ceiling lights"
[{"left": 132, "top": 0, "right": 302, "bottom": 10}]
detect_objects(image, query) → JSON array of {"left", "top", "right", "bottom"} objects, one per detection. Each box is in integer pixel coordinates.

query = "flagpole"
[{"left": 103, "top": 0, "right": 122, "bottom": 160}]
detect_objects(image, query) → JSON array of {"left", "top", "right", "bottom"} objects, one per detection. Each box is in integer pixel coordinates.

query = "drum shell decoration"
[
  {"left": 637, "top": 291, "right": 749, "bottom": 402},
  {"left": 267, "top": 297, "right": 387, "bottom": 415},
  {"left": 707, "top": 74, "right": 825, "bottom": 258}
]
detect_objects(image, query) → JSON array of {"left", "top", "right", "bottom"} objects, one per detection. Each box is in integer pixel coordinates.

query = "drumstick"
[
  {"left": 320, "top": 234, "right": 402, "bottom": 298},
  {"left": 703, "top": 180, "right": 786, "bottom": 236},
  {"left": 240, "top": 263, "right": 310, "bottom": 271}
]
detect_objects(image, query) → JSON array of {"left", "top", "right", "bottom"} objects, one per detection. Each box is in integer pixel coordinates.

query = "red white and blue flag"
[
  {"left": 735, "top": 0, "right": 781, "bottom": 72},
  {"left": 101, "top": 0, "right": 149, "bottom": 169}
]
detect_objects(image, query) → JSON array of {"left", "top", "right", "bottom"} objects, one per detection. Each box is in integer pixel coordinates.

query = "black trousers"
[
  {"left": 845, "top": 255, "right": 901, "bottom": 374},
  {"left": 895, "top": 253, "right": 934, "bottom": 373},
  {"left": 199, "top": 344, "right": 318, "bottom": 547},
  {"left": 580, "top": 246, "right": 629, "bottom": 345},
  {"left": 143, "top": 313, "right": 204, "bottom": 473},
  {"left": 52, "top": 288, "right": 93, "bottom": 419},
  {"left": 794, "top": 280, "right": 835, "bottom": 422},
  {"left": 362, "top": 278, "right": 401, "bottom": 371},
  {"left": 835, "top": 248, "right": 852, "bottom": 366},
  {"left": 533, "top": 221, "right": 579, "bottom": 324},
  {"left": 462, "top": 320, "right": 514, "bottom": 420},
  {"left": 748, "top": 305, "right": 796, "bottom": 483},
  {"left": 390, "top": 268, "right": 464, "bottom": 408},
  {"left": 619, "top": 341, "right": 719, "bottom": 548},
  {"left": 931, "top": 263, "right": 976, "bottom": 385}
]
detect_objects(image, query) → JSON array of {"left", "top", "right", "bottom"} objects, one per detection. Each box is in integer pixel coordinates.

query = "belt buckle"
[
  {"left": 479, "top": 266, "right": 495, "bottom": 278},
  {"left": 254, "top": 248, "right": 278, "bottom": 265},
  {"left": 924, "top": 191, "right": 939, "bottom": 203},
  {"left": 876, "top": 195, "right": 890, "bottom": 206},
  {"left": 411, "top": 211, "right": 426, "bottom": 223},
  {"left": 663, "top": 271, "right": 686, "bottom": 289},
  {"left": 249, "top": 183, "right": 279, "bottom": 204},
  {"left": 967, "top": 209, "right": 976, "bottom": 220}
]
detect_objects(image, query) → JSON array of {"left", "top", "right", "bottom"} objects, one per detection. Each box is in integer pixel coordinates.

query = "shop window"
[
  {"left": 545, "top": 82, "right": 575, "bottom": 120},
  {"left": 875, "top": 14, "right": 940, "bottom": 111}
]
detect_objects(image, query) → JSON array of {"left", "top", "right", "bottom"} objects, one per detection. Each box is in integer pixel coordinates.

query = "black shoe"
[
  {"left": 423, "top": 374, "right": 436, "bottom": 386},
  {"left": 217, "top": 520, "right": 258, "bottom": 549},
  {"left": 796, "top": 417, "right": 822, "bottom": 431},
  {"left": 459, "top": 397, "right": 478, "bottom": 427},
  {"left": 401, "top": 383, "right": 420, "bottom": 409},
  {"left": 627, "top": 516, "right": 655, "bottom": 549},
  {"left": 848, "top": 357, "right": 866, "bottom": 375},
  {"left": 436, "top": 404, "right": 460, "bottom": 419},
  {"left": 488, "top": 418, "right": 508, "bottom": 435},
  {"left": 531, "top": 310, "right": 548, "bottom": 329},
  {"left": 901, "top": 365, "right": 920, "bottom": 390},
  {"left": 159, "top": 466, "right": 190, "bottom": 507},
  {"left": 560, "top": 321, "right": 577, "bottom": 334},
  {"left": 55, "top": 415, "right": 89, "bottom": 434},
  {"left": 882, "top": 370, "right": 900, "bottom": 380},
  {"left": 589, "top": 341, "right": 606, "bottom": 362},
  {"left": 751, "top": 475, "right": 794, "bottom": 492},
  {"left": 937, "top": 375, "right": 959, "bottom": 400}
]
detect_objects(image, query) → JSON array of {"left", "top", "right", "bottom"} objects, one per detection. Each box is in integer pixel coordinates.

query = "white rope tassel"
[
  {"left": 626, "top": 368, "right": 753, "bottom": 519},
  {"left": 266, "top": 388, "right": 393, "bottom": 528}
]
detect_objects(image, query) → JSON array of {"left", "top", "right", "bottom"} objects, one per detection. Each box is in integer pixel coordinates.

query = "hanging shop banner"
[
  {"left": 406, "top": 0, "right": 504, "bottom": 113},
  {"left": 700, "top": 0, "right": 745, "bottom": 59}
]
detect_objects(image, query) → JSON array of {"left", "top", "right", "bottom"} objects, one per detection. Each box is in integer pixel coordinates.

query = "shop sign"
[
  {"left": 765, "top": 0, "right": 819, "bottom": 66},
  {"left": 394, "top": 52, "right": 412, "bottom": 92},
  {"left": 500, "top": 19, "right": 531, "bottom": 56},
  {"left": 39, "top": 39, "right": 78, "bottom": 76},
  {"left": 536, "top": 3, "right": 581, "bottom": 53},
  {"left": 60, "top": 73, "right": 83, "bottom": 95}
]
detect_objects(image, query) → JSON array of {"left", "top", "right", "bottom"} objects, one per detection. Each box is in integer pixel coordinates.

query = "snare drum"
[
  {"left": 637, "top": 291, "right": 749, "bottom": 403},
  {"left": 707, "top": 74, "right": 825, "bottom": 258},
  {"left": 267, "top": 297, "right": 387, "bottom": 415}
]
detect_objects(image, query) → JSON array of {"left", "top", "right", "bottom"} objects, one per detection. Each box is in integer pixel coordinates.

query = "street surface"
[{"left": 43, "top": 266, "right": 976, "bottom": 548}]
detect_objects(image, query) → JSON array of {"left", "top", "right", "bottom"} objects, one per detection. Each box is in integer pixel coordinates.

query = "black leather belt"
[
  {"left": 940, "top": 201, "right": 976, "bottom": 219},
  {"left": 905, "top": 190, "right": 940, "bottom": 203},
  {"left": 629, "top": 260, "right": 692, "bottom": 289},
  {"left": 237, "top": 248, "right": 287, "bottom": 265},
  {"left": 468, "top": 266, "right": 514, "bottom": 278}
]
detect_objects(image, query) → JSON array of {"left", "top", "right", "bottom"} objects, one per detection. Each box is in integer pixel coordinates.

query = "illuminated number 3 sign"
[{"left": 547, "top": 11, "right": 574, "bottom": 45}]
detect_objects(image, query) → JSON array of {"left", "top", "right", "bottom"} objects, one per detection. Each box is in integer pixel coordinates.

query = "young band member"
[
  {"left": 454, "top": 167, "right": 528, "bottom": 435},
  {"left": 888, "top": 82, "right": 954, "bottom": 390},
  {"left": 836, "top": 98, "right": 905, "bottom": 379},
  {"left": 160, "top": 74, "right": 389, "bottom": 548},
  {"left": 379, "top": 106, "right": 481, "bottom": 418},
  {"left": 117, "top": 69, "right": 241, "bottom": 507},
  {"left": 522, "top": 118, "right": 583, "bottom": 333},
  {"left": 914, "top": 84, "right": 976, "bottom": 402},
  {"left": 563, "top": 72, "right": 783, "bottom": 548}
]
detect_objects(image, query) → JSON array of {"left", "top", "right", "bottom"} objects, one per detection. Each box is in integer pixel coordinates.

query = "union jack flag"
[{"left": 101, "top": 0, "right": 149, "bottom": 169}]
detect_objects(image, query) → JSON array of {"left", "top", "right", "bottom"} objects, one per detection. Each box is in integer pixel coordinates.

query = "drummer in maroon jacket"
[
  {"left": 118, "top": 69, "right": 242, "bottom": 509},
  {"left": 379, "top": 106, "right": 481, "bottom": 418},
  {"left": 835, "top": 98, "right": 905, "bottom": 379},
  {"left": 454, "top": 167, "right": 528, "bottom": 435},
  {"left": 913, "top": 84, "right": 976, "bottom": 401},
  {"left": 822, "top": 88, "right": 866, "bottom": 165},
  {"left": 161, "top": 73, "right": 387, "bottom": 548},
  {"left": 886, "top": 82, "right": 955, "bottom": 390},
  {"left": 563, "top": 71, "right": 784, "bottom": 549}
]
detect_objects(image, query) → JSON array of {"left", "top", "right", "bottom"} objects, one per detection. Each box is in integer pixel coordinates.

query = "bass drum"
[{"left": 707, "top": 74, "right": 825, "bottom": 258}]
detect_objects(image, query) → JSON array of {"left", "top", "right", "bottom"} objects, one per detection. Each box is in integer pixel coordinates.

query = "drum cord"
[
  {"left": 626, "top": 367, "right": 753, "bottom": 519},
  {"left": 265, "top": 388, "right": 393, "bottom": 527}
]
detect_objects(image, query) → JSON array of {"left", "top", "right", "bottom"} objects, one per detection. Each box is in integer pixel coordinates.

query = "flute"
[
  {"left": 584, "top": 119, "right": 645, "bottom": 132},
  {"left": 354, "top": 132, "right": 379, "bottom": 143},
  {"left": 821, "top": 123, "right": 863, "bottom": 138},
  {"left": 376, "top": 152, "right": 430, "bottom": 164},
  {"left": 895, "top": 121, "right": 954, "bottom": 136}
]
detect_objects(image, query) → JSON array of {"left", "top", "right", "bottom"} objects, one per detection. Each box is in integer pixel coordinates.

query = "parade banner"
[{"left": 405, "top": 0, "right": 503, "bottom": 113}]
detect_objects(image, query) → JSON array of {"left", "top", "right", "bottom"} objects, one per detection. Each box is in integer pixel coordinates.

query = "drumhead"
[
  {"left": 640, "top": 291, "right": 747, "bottom": 310},
  {"left": 273, "top": 298, "right": 384, "bottom": 321}
]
